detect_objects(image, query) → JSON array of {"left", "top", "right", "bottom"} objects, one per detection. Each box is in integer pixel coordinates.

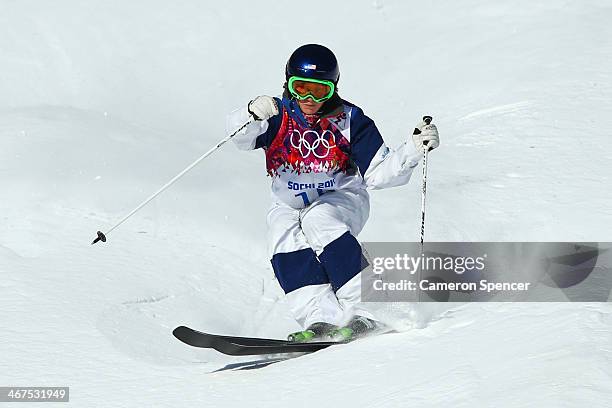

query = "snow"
[{"left": 1, "top": 0, "right": 611, "bottom": 406}]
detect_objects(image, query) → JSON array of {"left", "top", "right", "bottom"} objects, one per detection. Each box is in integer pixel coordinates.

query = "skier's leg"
[
  {"left": 299, "top": 189, "right": 375, "bottom": 323},
  {"left": 299, "top": 189, "right": 369, "bottom": 255},
  {"left": 267, "top": 202, "right": 344, "bottom": 328}
]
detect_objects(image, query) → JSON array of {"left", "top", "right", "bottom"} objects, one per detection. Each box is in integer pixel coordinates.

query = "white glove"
[
  {"left": 412, "top": 118, "right": 439, "bottom": 152},
  {"left": 248, "top": 95, "right": 279, "bottom": 121}
]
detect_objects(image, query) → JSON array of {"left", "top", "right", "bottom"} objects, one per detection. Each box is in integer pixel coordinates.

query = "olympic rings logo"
[{"left": 289, "top": 129, "right": 337, "bottom": 159}]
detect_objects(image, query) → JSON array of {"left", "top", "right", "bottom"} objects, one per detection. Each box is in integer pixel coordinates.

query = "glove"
[
  {"left": 412, "top": 117, "right": 439, "bottom": 152},
  {"left": 248, "top": 96, "right": 278, "bottom": 121}
]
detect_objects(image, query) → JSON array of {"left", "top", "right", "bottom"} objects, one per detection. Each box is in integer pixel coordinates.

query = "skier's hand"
[
  {"left": 412, "top": 118, "right": 439, "bottom": 152},
  {"left": 248, "top": 96, "right": 279, "bottom": 121}
]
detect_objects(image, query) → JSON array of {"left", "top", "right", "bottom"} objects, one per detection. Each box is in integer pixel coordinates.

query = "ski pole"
[
  {"left": 91, "top": 118, "right": 254, "bottom": 245},
  {"left": 418, "top": 115, "right": 432, "bottom": 251},
  {"left": 416, "top": 115, "right": 432, "bottom": 302}
]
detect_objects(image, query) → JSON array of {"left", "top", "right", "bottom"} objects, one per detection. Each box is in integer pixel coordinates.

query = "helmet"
[{"left": 285, "top": 44, "right": 340, "bottom": 83}]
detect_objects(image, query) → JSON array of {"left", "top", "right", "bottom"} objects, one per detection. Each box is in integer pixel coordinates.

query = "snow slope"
[{"left": 1, "top": 0, "right": 611, "bottom": 406}]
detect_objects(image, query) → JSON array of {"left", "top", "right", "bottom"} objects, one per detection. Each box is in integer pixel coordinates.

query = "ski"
[{"left": 173, "top": 326, "right": 342, "bottom": 356}]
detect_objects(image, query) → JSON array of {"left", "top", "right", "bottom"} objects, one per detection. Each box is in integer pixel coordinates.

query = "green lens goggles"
[{"left": 288, "top": 76, "right": 335, "bottom": 103}]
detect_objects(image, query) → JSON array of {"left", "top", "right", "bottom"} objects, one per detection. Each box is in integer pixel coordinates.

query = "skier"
[{"left": 226, "top": 44, "right": 439, "bottom": 342}]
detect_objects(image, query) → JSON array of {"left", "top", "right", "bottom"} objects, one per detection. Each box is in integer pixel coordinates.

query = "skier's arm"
[
  {"left": 350, "top": 108, "right": 438, "bottom": 189},
  {"left": 363, "top": 139, "right": 422, "bottom": 190},
  {"left": 226, "top": 96, "right": 281, "bottom": 151}
]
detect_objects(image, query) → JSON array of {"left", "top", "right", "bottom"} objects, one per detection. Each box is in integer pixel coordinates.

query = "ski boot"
[
  {"left": 287, "top": 322, "right": 338, "bottom": 343},
  {"left": 328, "top": 315, "right": 384, "bottom": 342}
]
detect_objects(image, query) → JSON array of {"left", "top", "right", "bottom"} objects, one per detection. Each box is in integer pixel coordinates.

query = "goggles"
[{"left": 288, "top": 76, "right": 335, "bottom": 103}]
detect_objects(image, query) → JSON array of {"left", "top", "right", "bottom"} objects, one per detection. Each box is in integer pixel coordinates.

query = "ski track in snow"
[
  {"left": 458, "top": 101, "right": 533, "bottom": 122},
  {"left": 2, "top": 0, "right": 612, "bottom": 407}
]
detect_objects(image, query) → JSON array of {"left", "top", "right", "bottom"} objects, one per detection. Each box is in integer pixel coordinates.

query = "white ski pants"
[{"left": 268, "top": 188, "right": 374, "bottom": 328}]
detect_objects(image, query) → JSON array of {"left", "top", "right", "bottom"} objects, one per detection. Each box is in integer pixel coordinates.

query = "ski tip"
[{"left": 172, "top": 326, "right": 191, "bottom": 338}]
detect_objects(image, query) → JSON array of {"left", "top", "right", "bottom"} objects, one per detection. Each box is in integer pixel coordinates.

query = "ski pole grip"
[
  {"left": 421, "top": 115, "right": 433, "bottom": 146},
  {"left": 413, "top": 115, "right": 433, "bottom": 135}
]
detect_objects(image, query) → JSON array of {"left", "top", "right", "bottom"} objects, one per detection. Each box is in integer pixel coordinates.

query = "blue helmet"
[{"left": 285, "top": 44, "right": 340, "bottom": 83}]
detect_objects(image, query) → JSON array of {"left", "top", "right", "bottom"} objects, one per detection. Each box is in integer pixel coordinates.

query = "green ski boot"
[
  {"left": 328, "top": 315, "right": 383, "bottom": 342},
  {"left": 287, "top": 322, "right": 338, "bottom": 343}
]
